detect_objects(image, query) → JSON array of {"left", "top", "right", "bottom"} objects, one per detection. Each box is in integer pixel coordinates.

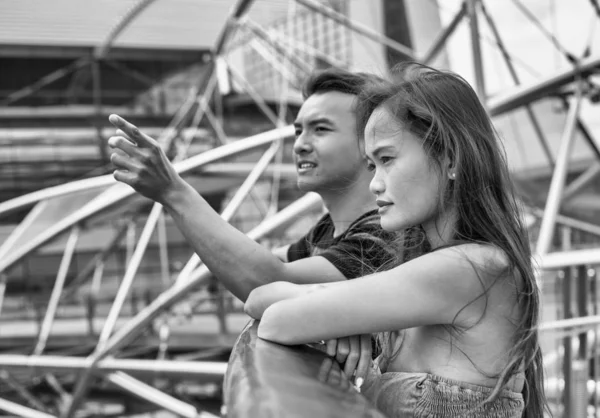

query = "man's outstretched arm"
[{"left": 108, "top": 114, "right": 345, "bottom": 301}]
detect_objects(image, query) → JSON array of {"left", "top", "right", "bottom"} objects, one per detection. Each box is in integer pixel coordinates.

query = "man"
[{"left": 108, "top": 68, "right": 397, "bottom": 385}]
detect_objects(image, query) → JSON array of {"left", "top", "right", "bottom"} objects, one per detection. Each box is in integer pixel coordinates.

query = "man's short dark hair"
[{"left": 302, "top": 68, "right": 384, "bottom": 99}]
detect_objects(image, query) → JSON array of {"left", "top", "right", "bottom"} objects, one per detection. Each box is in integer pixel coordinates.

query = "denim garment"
[{"left": 362, "top": 367, "right": 524, "bottom": 418}]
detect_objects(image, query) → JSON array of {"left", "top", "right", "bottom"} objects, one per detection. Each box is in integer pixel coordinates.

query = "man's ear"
[{"left": 358, "top": 136, "right": 367, "bottom": 159}]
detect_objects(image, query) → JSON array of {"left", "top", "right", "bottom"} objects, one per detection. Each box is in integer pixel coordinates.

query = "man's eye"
[
  {"left": 315, "top": 126, "right": 329, "bottom": 132},
  {"left": 380, "top": 156, "right": 393, "bottom": 164},
  {"left": 366, "top": 163, "right": 375, "bottom": 172},
  {"left": 295, "top": 129, "right": 302, "bottom": 137}
]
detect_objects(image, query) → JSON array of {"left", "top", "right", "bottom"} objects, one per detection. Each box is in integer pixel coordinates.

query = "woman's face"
[{"left": 364, "top": 106, "right": 447, "bottom": 240}]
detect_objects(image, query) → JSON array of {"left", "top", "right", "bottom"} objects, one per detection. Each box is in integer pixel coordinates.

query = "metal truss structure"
[{"left": 0, "top": 0, "right": 599, "bottom": 417}]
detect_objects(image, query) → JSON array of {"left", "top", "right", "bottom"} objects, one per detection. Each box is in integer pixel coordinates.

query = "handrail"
[
  {"left": 224, "top": 321, "right": 386, "bottom": 418},
  {"left": 538, "top": 247, "right": 600, "bottom": 270},
  {"left": 0, "top": 355, "right": 226, "bottom": 379},
  {"left": 540, "top": 315, "right": 600, "bottom": 333}
]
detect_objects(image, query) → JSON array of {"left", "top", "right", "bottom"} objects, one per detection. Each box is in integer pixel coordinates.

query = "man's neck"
[{"left": 320, "top": 185, "right": 377, "bottom": 237}]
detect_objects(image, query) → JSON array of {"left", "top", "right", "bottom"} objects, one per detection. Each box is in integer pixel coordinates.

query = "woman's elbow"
[
  {"left": 244, "top": 290, "right": 263, "bottom": 319},
  {"left": 257, "top": 305, "right": 292, "bottom": 344}
]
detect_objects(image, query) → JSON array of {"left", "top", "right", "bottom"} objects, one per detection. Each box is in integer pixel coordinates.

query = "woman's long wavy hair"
[{"left": 356, "top": 63, "right": 547, "bottom": 417}]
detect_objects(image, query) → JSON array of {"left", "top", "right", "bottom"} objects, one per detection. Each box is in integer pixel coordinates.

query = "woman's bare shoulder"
[{"left": 443, "top": 243, "right": 511, "bottom": 275}]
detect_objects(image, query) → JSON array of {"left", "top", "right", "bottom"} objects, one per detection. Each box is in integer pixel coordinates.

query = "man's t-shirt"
[{"left": 287, "top": 210, "right": 398, "bottom": 279}]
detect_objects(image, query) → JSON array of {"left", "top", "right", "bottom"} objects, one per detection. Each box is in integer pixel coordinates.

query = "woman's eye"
[
  {"left": 366, "top": 163, "right": 375, "bottom": 172},
  {"left": 295, "top": 129, "right": 302, "bottom": 137},
  {"left": 315, "top": 126, "right": 329, "bottom": 132},
  {"left": 380, "top": 156, "right": 393, "bottom": 164}
]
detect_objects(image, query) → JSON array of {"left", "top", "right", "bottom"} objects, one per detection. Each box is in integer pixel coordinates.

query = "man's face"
[{"left": 293, "top": 91, "right": 366, "bottom": 193}]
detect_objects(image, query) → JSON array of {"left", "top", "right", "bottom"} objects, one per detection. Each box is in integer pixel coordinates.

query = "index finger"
[
  {"left": 343, "top": 336, "right": 360, "bottom": 378},
  {"left": 109, "top": 114, "right": 156, "bottom": 148},
  {"left": 355, "top": 334, "right": 372, "bottom": 387}
]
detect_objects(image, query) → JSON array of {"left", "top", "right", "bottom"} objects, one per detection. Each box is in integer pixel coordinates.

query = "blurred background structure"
[{"left": 0, "top": 0, "right": 599, "bottom": 417}]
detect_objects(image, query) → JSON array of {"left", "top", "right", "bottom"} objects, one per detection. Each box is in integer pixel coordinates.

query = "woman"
[{"left": 244, "top": 63, "right": 547, "bottom": 417}]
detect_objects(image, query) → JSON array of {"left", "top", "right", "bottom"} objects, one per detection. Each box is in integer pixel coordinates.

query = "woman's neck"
[{"left": 423, "top": 209, "right": 458, "bottom": 249}]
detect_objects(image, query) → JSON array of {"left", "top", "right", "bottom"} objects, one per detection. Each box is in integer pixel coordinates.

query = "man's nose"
[{"left": 293, "top": 133, "right": 313, "bottom": 155}]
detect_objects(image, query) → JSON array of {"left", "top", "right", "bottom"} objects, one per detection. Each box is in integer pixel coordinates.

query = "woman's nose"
[{"left": 369, "top": 173, "right": 384, "bottom": 195}]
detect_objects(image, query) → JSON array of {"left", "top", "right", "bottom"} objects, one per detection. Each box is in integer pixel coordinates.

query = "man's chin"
[{"left": 296, "top": 180, "right": 318, "bottom": 192}]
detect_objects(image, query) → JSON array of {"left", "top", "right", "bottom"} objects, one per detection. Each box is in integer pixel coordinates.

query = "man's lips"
[{"left": 376, "top": 199, "right": 393, "bottom": 208}]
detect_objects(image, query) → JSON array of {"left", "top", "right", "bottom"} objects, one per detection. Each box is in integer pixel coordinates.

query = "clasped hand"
[{"left": 311, "top": 334, "right": 371, "bottom": 390}]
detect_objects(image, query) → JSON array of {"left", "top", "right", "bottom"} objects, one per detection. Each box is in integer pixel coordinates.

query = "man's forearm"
[{"left": 162, "top": 181, "right": 287, "bottom": 301}]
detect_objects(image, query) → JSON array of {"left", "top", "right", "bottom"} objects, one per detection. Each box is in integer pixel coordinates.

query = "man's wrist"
[{"left": 158, "top": 177, "right": 195, "bottom": 210}]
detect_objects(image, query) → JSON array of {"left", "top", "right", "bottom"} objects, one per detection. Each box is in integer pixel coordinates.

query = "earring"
[{"left": 449, "top": 172, "right": 456, "bottom": 180}]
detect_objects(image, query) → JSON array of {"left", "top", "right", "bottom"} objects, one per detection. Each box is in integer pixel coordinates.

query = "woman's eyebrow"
[{"left": 370, "top": 145, "right": 396, "bottom": 156}]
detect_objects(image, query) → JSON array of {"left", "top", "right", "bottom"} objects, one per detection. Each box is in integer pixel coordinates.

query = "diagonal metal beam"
[
  {"left": 86, "top": 193, "right": 322, "bottom": 364},
  {"left": 106, "top": 372, "right": 198, "bottom": 418},
  {"left": 0, "top": 397, "right": 55, "bottom": 418},
  {"left": 295, "top": 0, "right": 416, "bottom": 60},
  {"left": 246, "top": 36, "right": 301, "bottom": 87},
  {"left": 0, "top": 178, "right": 109, "bottom": 218},
  {"left": 563, "top": 162, "right": 600, "bottom": 201},
  {"left": 0, "top": 58, "right": 89, "bottom": 106},
  {"left": 213, "top": 0, "right": 256, "bottom": 55},
  {"left": 422, "top": 2, "right": 467, "bottom": 64},
  {"left": 33, "top": 226, "right": 81, "bottom": 355},
  {"left": 62, "top": 222, "right": 130, "bottom": 301},
  {"left": 535, "top": 87, "right": 583, "bottom": 256},
  {"left": 175, "top": 140, "right": 284, "bottom": 284},
  {"left": 226, "top": 62, "right": 279, "bottom": 126},
  {"left": 467, "top": 0, "right": 486, "bottom": 100},
  {"left": 62, "top": 196, "right": 318, "bottom": 417},
  {"left": 97, "top": 204, "right": 163, "bottom": 349},
  {"left": 0, "top": 371, "right": 48, "bottom": 412},
  {"left": 275, "top": 32, "right": 347, "bottom": 69},
  {"left": 103, "top": 59, "right": 157, "bottom": 87},
  {"left": 0, "top": 274, "right": 6, "bottom": 318},
  {"left": 529, "top": 207, "right": 600, "bottom": 237},
  {"left": 241, "top": 18, "right": 313, "bottom": 75},
  {"left": 157, "top": 212, "right": 171, "bottom": 289},
  {"left": 0, "top": 126, "right": 295, "bottom": 275},
  {"left": 560, "top": 97, "right": 600, "bottom": 161},
  {"left": 60, "top": 2, "right": 275, "bottom": 412},
  {"left": 480, "top": 0, "right": 555, "bottom": 168},
  {"left": 488, "top": 55, "right": 600, "bottom": 116}
]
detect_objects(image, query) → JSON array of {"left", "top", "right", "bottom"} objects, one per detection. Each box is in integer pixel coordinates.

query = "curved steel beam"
[
  {"left": 175, "top": 141, "right": 284, "bottom": 284},
  {"left": 102, "top": 192, "right": 322, "bottom": 356},
  {"left": 94, "top": 0, "right": 159, "bottom": 59},
  {"left": 0, "top": 178, "right": 110, "bottom": 218},
  {"left": 0, "top": 162, "right": 296, "bottom": 219},
  {"left": 63, "top": 192, "right": 322, "bottom": 418},
  {"left": 0, "top": 125, "right": 294, "bottom": 275},
  {"left": 213, "top": 0, "right": 256, "bottom": 55}
]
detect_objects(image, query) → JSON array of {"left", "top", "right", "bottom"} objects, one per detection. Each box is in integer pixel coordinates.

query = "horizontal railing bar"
[{"left": 0, "top": 355, "right": 226, "bottom": 378}]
